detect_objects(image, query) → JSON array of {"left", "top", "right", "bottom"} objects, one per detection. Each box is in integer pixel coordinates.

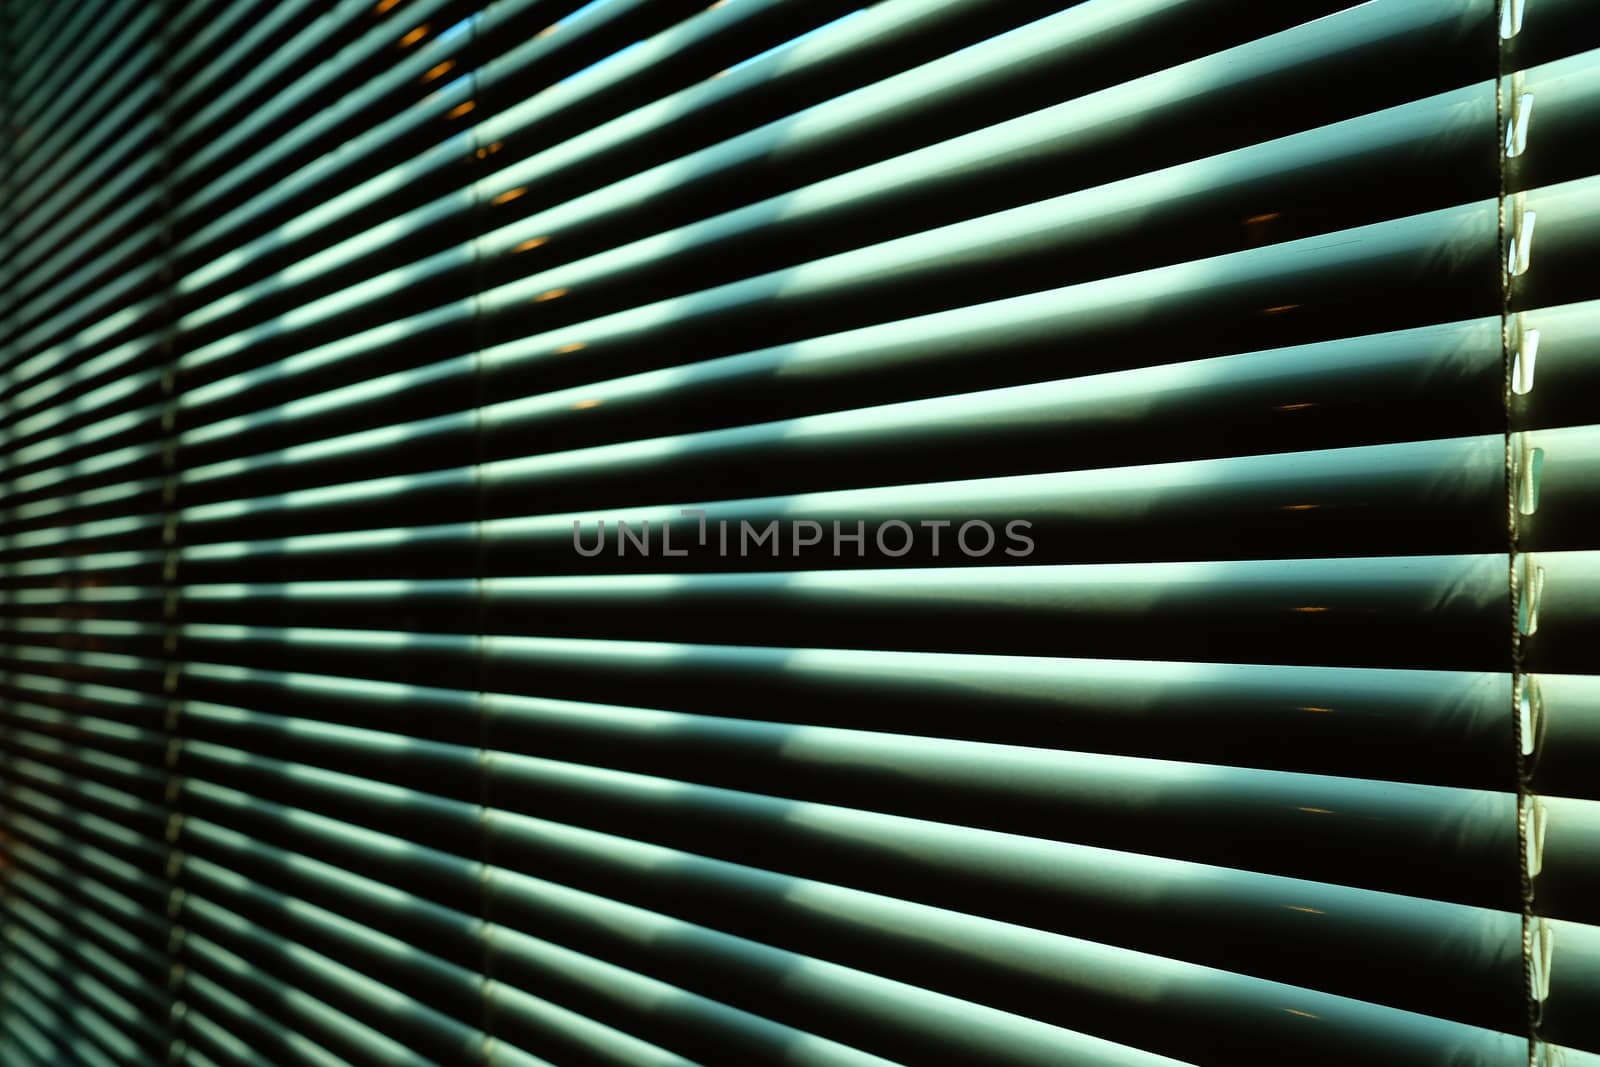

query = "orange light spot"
[
  {"left": 1275, "top": 402, "right": 1317, "bottom": 412},
  {"left": 1296, "top": 706, "right": 1334, "bottom": 714},
  {"left": 1260, "top": 304, "right": 1299, "bottom": 315},
  {"left": 1245, "top": 212, "right": 1281, "bottom": 225},
  {"left": 1281, "top": 504, "right": 1320, "bottom": 511},
  {"left": 1283, "top": 905, "right": 1326, "bottom": 914},
  {"left": 512, "top": 237, "right": 550, "bottom": 253},
  {"left": 571, "top": 398, "right": 602, "bottom": 409},
  {"left": 491, "top": 187, "right": 528, "bottom": 206},
  {"left": 1297, "top": 807, "right": 1334, "bottom": 815},
  {"left": 534, "top": 288, "right": 570, "bottom": 303},
  {"left": 446, "top": 101, "right": 477, "bottom": 121},
  {"left": 422, "top": 60, "right": 456, "bottom": 83},
  {"left": 1291, "top": 606, "right": 1328, "bottom": 614},
  {"left": 374, "top": 0, "right": 403, "bottom": 13},
  {"left": 1282, "top": 1009, "right": 1319, "bottom": 1020},
  {"left": 555, "top": 343, "right": 585, "bottom": 354},
  {"left": 399, "top": 24, "right": 429, "bottom": 46},
  {"left": 537, "top": 22, "right": 560, "bottom": 37}
]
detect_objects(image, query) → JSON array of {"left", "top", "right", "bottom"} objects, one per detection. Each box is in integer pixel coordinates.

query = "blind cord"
[{"left": 1495, "top": 2, "right": 1550, "bottom": 1065}]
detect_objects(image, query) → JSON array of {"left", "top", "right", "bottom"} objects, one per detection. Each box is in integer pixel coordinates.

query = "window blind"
[{"left": 3, "top": 0, "right": 1600, "bottom": 1065}]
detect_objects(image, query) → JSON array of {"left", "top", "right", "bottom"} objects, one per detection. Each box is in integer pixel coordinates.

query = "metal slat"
[
  {"left": 480, "top": 861, "right": 1526, "bottom": 1067},
  {"left": 178, "top": 884, "right": 477, "bottom": 1067}
]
